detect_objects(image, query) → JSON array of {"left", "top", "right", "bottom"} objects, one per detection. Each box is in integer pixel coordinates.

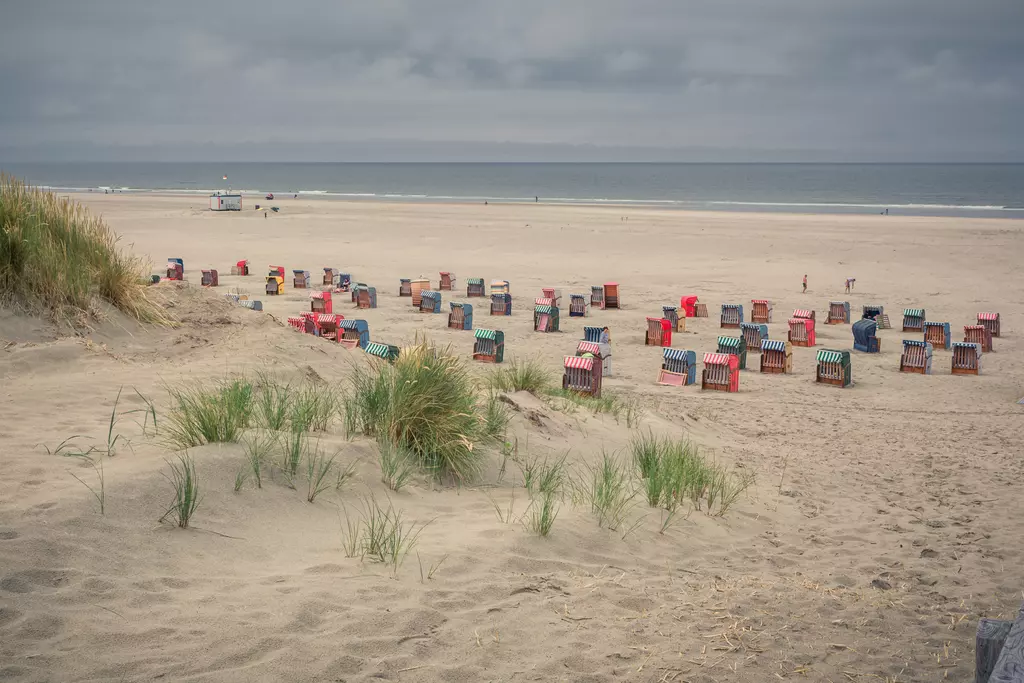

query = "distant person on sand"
[
  {"left": 845, "top": 278, "right": 851, "bottom": 293},
  {"left": 535, "top": 196, "right": 538, "bottom": 203},
  {"left": 802, "top": 274, "right": 807, "bottom": 294},
  {"left": 264, "top": 211, "right": 267, "bottom": 219},
  {"left": 600, "top": 327, "right": 610, "bottom": 344}
]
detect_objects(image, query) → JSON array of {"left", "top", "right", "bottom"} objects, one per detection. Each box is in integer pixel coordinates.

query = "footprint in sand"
[
  {"left": 0, "top": 529, "right": 19, "bottom": 540},
  {"left": 0, "top": 569, "right": 75, "bottom": 594}
]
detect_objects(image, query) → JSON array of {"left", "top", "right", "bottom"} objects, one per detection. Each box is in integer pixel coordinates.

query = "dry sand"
[{"left": 2, "top": 194, "right": 1023, "bottom": 682}]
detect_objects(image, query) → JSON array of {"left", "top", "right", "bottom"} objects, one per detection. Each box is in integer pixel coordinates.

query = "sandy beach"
[{"left": 2, "top": 193, "right": 1023, "bottom": 682}]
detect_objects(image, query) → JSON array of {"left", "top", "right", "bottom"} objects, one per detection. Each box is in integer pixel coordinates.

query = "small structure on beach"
[
  {"left": 491, "top": 280, "right": 510, "bottom": 296},
  {"left": 293, "top": 270, "right": 311, "bottom": 289},
  {"left": 338, "top": 319, "right": 370, "bottom": 350},
  {"left": 166, "top": 258, "right": 184, "bottom": 281},
  {"left": 534, "top": 304, "right": 559, "bottom": 332},
  {"left": 200, "top": 269, "right": 218, "bottom": 287},
  {"left": 662, "top": 306, "right": 683, "bottom": 332},
  {"left": 239, "top": 299, "right": 262, "bottom": 311},
  {"left": 411, "top": 278, "right": 430, "bottom": 307},
  {"left": 740, "top": 323, "right": 768, "bottom": 352},
  {"left": 336, "top": 273, "right": 352, "bottom": 292},
  {"left": 570, "top": 294, "right": 588, "bottom": 318},
  {"left": 788, "top": 318, "right": 816, "bottom": 347},
  {"left": 312, "top": 313, "right": 343, "bottom": 341},
  {"left": 563, "top": 356, "right": 602, "bottom": 398},
  {"left": 815, "top": 349, "right": 852, "bottom": 388},
  {"left": 852, "top": 318, "right": 879, "bottom": 353},
  {"left": 419, "top": 290, "right": 441, "bottom": 313},
  {"left": 900, "top": 340, "right": 933, "bottom": 374},
  {"left": 577, "top": 340, "right": 612, "bottom": 377},
  {"left": 365, "top": 342, "right": 400, "bottom": 363},
  {"left": 701, "top": 353, "right": 739, "bottom": 393},
  {"left": 645, "top": 317, "right": 672, "bottom": 347},
  {"left": 490, "top": 293, "right": 512, "bottom": 316},
  {"left": 323, "top": 267, "right": 338, "bottom": 286},
  {"left": 448, "top": 302, "right": 473, "bottom": 330},
  {"left": 310, "top": 290, "right": 332, "bottom": 314},
  {"left": 265, "top": 274, "right": 284, "bottom": 295},
  {"left": 827, "top": 301, "right": 850, "bottom": 324},
  {"left": 583, "top": 326, "right": 603, "bottom": 344},
  {"left": 720, "top": 304, "right": 743, "bottom": 329},
  {"left": 717, "top": 336, "right": 747, "bottom": 370},
  {"left": 657, "top": 348, "right": 696, "bottom": 386},
  {"left": 902, "top": 308, "right": 926, "bottom": 332},
  {"left": 355, "top": 286, "right": 377, "bottom": 310},
  {"left": 231, "top": 260, "right": 249, "bottom": 276},
  {"left": 472, "top": 329, "right": 504, "bottom": 363},
  {"left": 978, "top": 312, "right": 1001, "bottom": 337},
  {"left": 951, "top": 342, "right": 981, "bottom": 375},
  {"left": 923, "top": 321, "right": 951, "bottom": 350},
  {"left": 399, "top": 279, "right": 412, "bottom": 297},
  {"left": 760, "top": 340, "right": 792, "bottom": 374},
  {"left": 751, "top": 299, "right": 773, "bottom": 324},
  {"left": 602, "top": 283, "right": 620, "bottom": 309},
  {"left": 964, "top": 324, "right": 993, "bottom": 352},
  {"left": 467, "top": 278, "right": 486, "bottom": 297},
  {"left": 209, "top": 194, "right": 242, "bottom": 211},
  {"left": 439, "top": 272, "right": 456, "bottom": 291},
  {"left": 680, "top": 295, "right": 699, "bottom": 318},
  {"left": 591, "top": 286, "right": 604, "bottom": 308},
  {"left": 541, "top": 288, "right": 562, "bottom": 308}
]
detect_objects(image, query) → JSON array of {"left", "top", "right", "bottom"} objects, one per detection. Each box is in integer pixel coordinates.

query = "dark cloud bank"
[{"left": 1, "top": 0, "right": 1022, "bottom": 161}]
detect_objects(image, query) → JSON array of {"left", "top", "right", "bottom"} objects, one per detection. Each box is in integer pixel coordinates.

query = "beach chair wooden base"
[
  {"left": 951, "top": 366, "right": 979, "bottom": 376},
  {"left": 899, "top": 364, "right": 927, "bottom": 374},
  {"left": 473, "top": 353, "right": 499, "bottom": 363},
  {"left": 790, "top": 339, "right": 811, "bottom": 348}
]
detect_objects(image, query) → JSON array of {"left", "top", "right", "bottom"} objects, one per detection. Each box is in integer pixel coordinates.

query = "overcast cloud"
[{"left": 1, "top": 0, "right": 1022, "bottom": 161}]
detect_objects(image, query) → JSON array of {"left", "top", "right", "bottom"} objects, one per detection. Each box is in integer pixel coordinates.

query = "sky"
[{"left": 1, "top": 0, "right": 1022, "bottom": 162}]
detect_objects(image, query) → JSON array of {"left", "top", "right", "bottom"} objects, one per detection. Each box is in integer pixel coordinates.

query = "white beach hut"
[{"left": 209, "top": 193, "right": 242, "bottom": 211}]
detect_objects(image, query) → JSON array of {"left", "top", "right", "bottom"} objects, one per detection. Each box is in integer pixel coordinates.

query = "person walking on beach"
[
  {"left": 802, "top": 274, "right": 807, "bottom": 294},
  {"left": 845, "top": 278, "right": 851, "bottom": 294},
  {"left": 600, "top": 327, "right": 611, "bottom": 344}
]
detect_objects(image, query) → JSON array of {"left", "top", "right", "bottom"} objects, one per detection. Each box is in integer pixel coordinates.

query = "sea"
[{"left": 2, "top": 162, "right": 1023, "bottom": 218}]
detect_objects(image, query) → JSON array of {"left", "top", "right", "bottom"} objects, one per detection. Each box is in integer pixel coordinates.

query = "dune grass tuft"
[
  {"left": 524, "top": 490, "right": 559, "bottom": 537},
  {"left": 573, "top": 451, "right": 636, "bottom": 531},
  {"left": 161, "top": 454, "right": 201, "bottom": 528},
  {"left": 377, "top": 439, "right": 417, "bottom": 492},
  {"left": 340, "top": 494, "right": 428, "bottom": 577},
  {"left": 0, "top": 174, "right": 165, "bottom": 322},
  {"left": 488, "top": 358, "right": 551, "bottom": 394},
  {"left": 166, "top": 379, "right": 253, "bottom": 448}
]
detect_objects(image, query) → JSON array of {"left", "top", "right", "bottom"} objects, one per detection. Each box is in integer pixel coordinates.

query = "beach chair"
[
  {"left": 490, "top": 293, "right": 512, "bottom": 316},
  {"left": 338, "top": 319, "right": 370, "bottom": 349},
  {"left": 535, "top": 297, "right": 555, "bottom": 309},
  {"left": 269, "top": 265, "right": 285, "bottom": 279},
  {"left": 399, "top": 278, "right": 412, "bottom": 297},
  {"left": 313, "top": 313, "right": 344, "bottom": 341},
  {"left": 717, "top": 336, "right": 747, "bottom": 370},
  {"left": 439, "top": 272, "right": 456, "bottom": 291},
  {"left": 852, "top": 318, "right": 879, "bottom": 352},
  {"left": 827, "top": 301, "right": 850, "bottom": 324},
  {"left": 751, "top": 299, "right": 773, "bottom": 324},
  {"left": 657, "top": 348, "right": 696, "bottom": 386},
  {"left": 591, "top": 285, "right": 604, "bottom": 308},
  {"left": 467, "top": 278, "right": 485, "bottom": 297},
  {"left": 815, "top": 349, "right": 852, "bottom": 388},
  {"left": 472, "top": 329, "right": 504, "bottom": 363},
  {"left": 231, "top": 260, "right": 249, "bottom": 276},
  {"left": 411, "top": 278, "right": 430, "bottom": 307},
  {"left": 448, "top": 302, "right": 473, "bottom": 330},
  {"left": 950, "top": 342, "right": 981, "bottom": 375},
  {"left": 293, "top": 270, "right": 311, "bottom": 289},
  {"left": 583, "top": 326, "right": 603, "bottom": 343},
  {"left": 693, "top": 303, "right": 708, "bottom": 318},
  {"left": 541, "top": 288, "right": 562, "bottom": 308},
  {"left": 365, "top": 342, "right": 400, "bottom": 363},
  {"left": 793, "top": 308, "right": 815, "bottom": 322},
  {"left": 701, "top": 353, "right": 740, "bottom": 392},
  {"left": 923, "top": 321, "right": 951, "bottom": 350},
  {"left": 336, "top": 273, "right": 352, "bottom": 292},
  {"left": 788, "top": 318, "right": 816, "bottom": 347},
  {"left": 720, "top": 304, "right": 743, "bottom": 329},
  {"left": 740, "top": 323, "right": 768, "bottom": 352},
  {"left": 300, "top": 312, "right": 316, "bottom": 335},
  {"left": 239, "top": 299, "right": 263, "bottom": 311},
  {"left": 760, "top": 340, "right": 792, "bottom": 374},
  {"left": 978, "top": 312, "right": 1000, "bottom": 337},
  {"left": 166, "top": 258, "right": 184, "bottom": 281},
  {"left": 322, "top": 268, "right": 338, "bottom": 286},
  {"left": 862, "top": 305, "right": 884, "bottom": 321},
  {"left": 577, "top": 340, "right": 612, "bottom": 377},
  {"left": 419, "top": 291, "right": 442, "bottom": 313},
  {"left": 603, "top": 283, "right": 620, "bottom": 309},
  {"left": 491, "top": 280, "right": 510, "bottom": 296},
  {"left": 570, "top": 294, "right": 588, "bottom": 318},
  {"left": 349, "top": 283, "right": 366, "bottom": 303},
  {"left": 680, "top": 296, "right": 699, "bottom": 318},
  {"left": 201, "top": 269, "right": 218, "bottom": 287},
  {"left": 534, "top": 304, "right": 560, "bottom": 332},
  {"left": 662, "top": 306, "right": 684, "bottom": 332},
  {"left": 265, "top": 275, "right": 284, "bottom": 295},
  {"left": 899, "top": 340, "right": 933, "bottom": 375},
  {"left": 562, "top": 356, "right": 602, "bottom": 398},
  {"left": 645, "top": 317, "right": 672, "bottom": 347},
  {"left": 310, "top": 290, "right": 333, "bottom": 314},
  {"left": 902, "top": 308, "right": 925, "bottom": 332},
  {"left": 287, "top": 316, "right": 305, "bottom": 331},
  {"left": 963, "top": 325, "right": 993, "bottom": 352},
  {"left": 356, "top": 286, "right": 377, "bottom": 309}
]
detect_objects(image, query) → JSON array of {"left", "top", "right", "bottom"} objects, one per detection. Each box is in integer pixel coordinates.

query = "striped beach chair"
[
  {"left": 603, "top": 283, "right": 620, "bottom": 309},
  {"left": 472, "top": 329, "right": 504, "bottom": 363},
  {"left": 760, "top": 340, "right": 792, "bottom": 374},
  {"left": 365, "top": 342, "right": 399, "bottom": 363},
  {"left": 491, "top": 280, "right": 510, "bottom": 296},
  {"left": 166, "top": 258, "right": 184, "bottom": 281},
  {"left": 662, "top": 306, "right": 684, "bottom": 332},
  {"left": 720, "top": 304, "right": 743, "bottom": 329},
  {"left": 751, "top": 299, "right": 773, "bottom": 324},
  {"left": 467, "top": 278, "right": 485, "bottom": 297},
  {"left": 951, "top": 342, "right": 981, "bottom": 375},
  {"left": 292, "top": 270, "right": 311, "bottom": 289},
  {"left": 701, "top": 353, "right": 739, "bottom": 392},
  {"left": 300, "top": 312, "right": 315, "bottom": 334},
  {"left": 562, "top": 356, "right": 602, "bottom": 397},
  {"left": 577, "top": 340, "right": 612, "bottom": 377},
  {"left": 350, "top": 283, "right": 367, "bottom": 303},
  {"left": 265, "top": 275, "right": 284, "bottom": 295},
  {"left": 541, "top": 288, "right": 562, "bottom": 308},
  {"left": 439, "top": 272, "right": 456, "bottom": 291},
  {"left": 583, "top": 326, "right": 603, "bottom": 343},
  {"left": 570, "top": 294, "right": 588, "bottom": 318},
  {"left": 287, "top": 316, "right": 304, "bottom": 331},
  {"left": 793, "top": 308, "right": 815, "bottom": 322},
  {"left": 815, "top": 349, "right": 852, "bottom": 388},
  {"left": 357, "top": 286, "right": 378, "bottom": 309},
  {"left": 680, "top": 296, "right": 699, "bottom": 318},
  {"left": 239, "top": 299, "right": 263, "bottom": 311},
  {"left": 534, "top": 304, "right": 559, "bottom": 332},
  {"left": 201, "top": 269, "right": 219, "bottom": 287},
  {"left": 645, "top": 317, "right": 672, "bottom": 347},
  {"left": 448, "top": 302, "right": 473, "bottom": 330},
  {"left": 978, "top": 312, "right": 1000, "bottom": 337},
  {"left": 827, "top": 301, "right": 850, "bottom": 324},
  {"left": 338, "top": 319, "right": 370, "bottom": 349},
  {"left": 902, "top": 308, "right": 925, "bottom": 332},
  {"left": 852, "top": 318, "right": 879, "bottom": 352},
  {"left": 657, "top": 348, "right": 696, "bottom": 386},
  {"left": 923, "top": 321, "right": 951, "bottom": 350},
  {"left": 717, "top": 336, "right": 747, "bottom": 370},
  {"left": 336, "top": 273, "right": 352, "bottom": 292},
  {"left": 231, "top": 260, "right": 249, "bottom": 276},
  {"left": 310, "top": 290, "right": 332, "bottom": 314},
  {"left": 591, "top": 285, "right": 604, "bottom": 308},
  {"left": 490, "top": 293, "right": 512, "bottom": 316},
  {"left": 419, "top": 291, "right": 442, "bottom": 313},
  {"left": 313, "top": 313, "right": 344, "bottom": 341},
  {"left": 740, "top": 323, "right": 768, "bottom": 352},
  {"left": 323, "top": 267, "right": 338, "bottom": 286},
  {"left": 269, "top": 265, "right": 285, "bottom": 279},
  {"left": 411, "top": 278, "right": 430, "bottom": 307},
  {"left": 963, "top": 325, "right": 992, "bottom": 352},
  {"left": 900, "top": 340, "right": 933, "bottom": 375},
  {"left": 788, "top": 318, "right": 816, "bottom": 347},
  {"left": 399, "top": 278, "right": 412, "bottom": 297}
]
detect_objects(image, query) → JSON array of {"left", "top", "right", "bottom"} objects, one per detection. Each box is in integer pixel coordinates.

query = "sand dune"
[{"left": 1, "top": 195, "right": 1023, "bottom": 682}]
